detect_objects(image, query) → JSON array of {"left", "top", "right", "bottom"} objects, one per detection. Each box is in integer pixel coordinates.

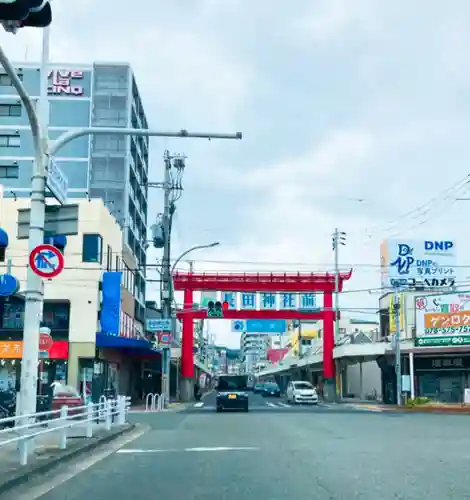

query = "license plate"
[{"left": 228, "top": 394, "right": 237, "bottom": 399}]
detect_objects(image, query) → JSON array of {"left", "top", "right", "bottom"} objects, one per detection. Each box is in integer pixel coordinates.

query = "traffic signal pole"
[{"left": 0, "top": 33, "right": 241, "bottom": 419}]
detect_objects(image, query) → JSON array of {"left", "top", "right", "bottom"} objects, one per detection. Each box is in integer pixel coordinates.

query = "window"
[
  {"left": 82, "top": 234, "right": 103, "bottom": 263},
  {"left": 0, "top": 134, "right": 20, "bottom": 148},
  {"left": 0, "top": 165, "right": 18, "bottom": 178},
  {"left": 106, "top": 245, "right": 112, "bottom": 271},
  {"left": 0, "top": 73, "right": 22, "bottom": 86},
  {"left": 0, "top": 104, "right": 21, "bottom": 117}
]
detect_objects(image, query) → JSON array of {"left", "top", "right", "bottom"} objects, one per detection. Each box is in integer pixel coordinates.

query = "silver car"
[{"left": 286, "top": 381, "right": 319, "bottom": 404}]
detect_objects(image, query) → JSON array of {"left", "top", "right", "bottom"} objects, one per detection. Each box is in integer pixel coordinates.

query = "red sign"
[
  {"left": 29, "top": 244, "right": 65, "bottom": 279},
  {"left": 158, "top": 332, "right": 171, "bottom": 345},
  {"left": 39, "top": 333, "right": 53, "bottom": 352}
]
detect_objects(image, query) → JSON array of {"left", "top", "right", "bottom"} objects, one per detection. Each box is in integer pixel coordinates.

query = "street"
[{"left": 10, "top": 392, "right": 470, "bottom": 500}]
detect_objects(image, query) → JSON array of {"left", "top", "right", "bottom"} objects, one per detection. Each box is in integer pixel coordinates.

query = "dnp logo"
[
  {"left": 424, "top": 240, "right": 454, "bottom": 254},
  {"left": 390, "top": 243, "right": 414, "bottom": 275}
]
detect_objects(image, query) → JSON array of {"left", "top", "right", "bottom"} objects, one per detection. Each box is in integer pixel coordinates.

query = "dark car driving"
[
  {"left": 216, "top": 375, "right": 249, "bottom": 413},
  {"left": 261, "top": 382, "right": 281, "bottom": 397}
]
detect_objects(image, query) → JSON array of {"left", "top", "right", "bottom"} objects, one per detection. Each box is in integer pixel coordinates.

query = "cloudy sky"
[{"left": 2, "top": 1, "right": 470, "bottom": 348}]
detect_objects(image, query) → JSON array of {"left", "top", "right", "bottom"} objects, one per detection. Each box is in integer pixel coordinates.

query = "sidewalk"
[
  {"left": 0, "top": 421, "right": 134, "bottom": 495},
  {"left": 341, "top": 401, "right": 470, "bottom": 414}
]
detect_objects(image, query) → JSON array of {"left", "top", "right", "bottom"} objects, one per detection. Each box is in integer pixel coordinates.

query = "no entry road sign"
[{"left": 29, "top": 244, "right": 64, "bottom": 278}]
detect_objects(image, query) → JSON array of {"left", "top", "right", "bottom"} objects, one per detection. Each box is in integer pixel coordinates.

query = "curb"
[
  {"left": 387, "top": 406, "right": 470, "bottom": 414},
  {"left": 0, "top": 424, "right": 136, "bottom": 496}
]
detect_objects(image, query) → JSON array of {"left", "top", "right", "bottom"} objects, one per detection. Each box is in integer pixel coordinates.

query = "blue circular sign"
[
  {"left": 0, "top": 274, "right": 19, "bottom": 297},
  {"left": 233, "top": 320, "right": 245, "bottom": 331}
]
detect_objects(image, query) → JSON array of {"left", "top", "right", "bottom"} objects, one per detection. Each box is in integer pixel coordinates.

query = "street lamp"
[
  {"left": 171, "top": 242, "right": 219, "bottom": 275},
  {"left": 163, "top": 241, "right": 220, "bottom": 403}
]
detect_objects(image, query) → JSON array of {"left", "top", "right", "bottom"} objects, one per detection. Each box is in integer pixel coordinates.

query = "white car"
[{"left": 286, "top": 381, "right": 319, "bottom": 404}]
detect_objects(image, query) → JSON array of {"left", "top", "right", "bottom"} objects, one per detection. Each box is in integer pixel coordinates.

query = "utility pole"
[
  {"left": 332, "top": 229, "right": 347, "bottom": 345},
  {"left": 160, "top": 150, "right": 185, "bottom": 406},
  {"left": 394, "top": 291, "right": 402, "bottom": 406}
]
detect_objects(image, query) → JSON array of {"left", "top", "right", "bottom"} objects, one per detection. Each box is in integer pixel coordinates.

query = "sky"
[{"left": 2, "top": 1, "right": 470, "bottom": 348}]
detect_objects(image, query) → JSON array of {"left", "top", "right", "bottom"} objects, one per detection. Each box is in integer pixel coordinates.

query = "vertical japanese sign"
[{"left": 100, "top": 272, "right": 122, "bottom": 336}]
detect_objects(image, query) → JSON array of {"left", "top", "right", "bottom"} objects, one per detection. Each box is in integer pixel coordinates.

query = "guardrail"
[
  {"left": 145, "top": 393, "right": 165, "bottom": 412},
  {"left": 0, "top": 395, "right": 131, "bottom": 466}
]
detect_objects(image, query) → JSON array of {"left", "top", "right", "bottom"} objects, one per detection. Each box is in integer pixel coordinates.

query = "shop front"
[
  {"left": 0, "top": 339, "right": 69, "bottom": 394},
  {"left": 0, "top": 297, "right": 71, "bottom": 397},
  {"left": 414, "top": 353, "right": 470, "bottom": 403}
]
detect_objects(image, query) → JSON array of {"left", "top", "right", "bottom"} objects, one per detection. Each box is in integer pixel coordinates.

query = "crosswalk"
[{"left": 192, "top": 401, "right": 310, "bottom": 410}]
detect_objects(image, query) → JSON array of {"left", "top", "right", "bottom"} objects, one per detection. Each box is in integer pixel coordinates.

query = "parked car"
[
  {"left": 286, "top": 381, "right": 318, "bottom": 404},
  {"left": 261, "top": 382, "right": 281, "bottom": 397},
  {"left": 253, "top": 383, "right": 265, "bottom": 394}
]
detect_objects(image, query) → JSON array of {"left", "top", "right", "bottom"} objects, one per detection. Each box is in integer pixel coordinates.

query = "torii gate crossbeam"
[{"left": 173, "top": 270, "right": 352, "bottom": 385}]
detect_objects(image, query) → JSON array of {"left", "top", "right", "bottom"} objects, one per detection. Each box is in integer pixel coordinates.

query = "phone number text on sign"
[{"left": 425, "top": 326, "right": 470, "bottom": 335}]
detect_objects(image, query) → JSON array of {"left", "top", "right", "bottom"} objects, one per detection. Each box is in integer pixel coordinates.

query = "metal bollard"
[
  {"left": 59, "top": 406, "right": 68, "bottom": 450},
  {"left": 86, "top": 402, "right": 94, "bottom": 438},
  {"left": 105, "top": 400, "right": 112, "bottom": 431},
  {"left": 117, "top": 396, "right": 125, "bottom": 425}
]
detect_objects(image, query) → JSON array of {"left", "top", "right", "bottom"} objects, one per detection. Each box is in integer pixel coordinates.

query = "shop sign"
[
  {"left": 48, "top": 70, "right": 84, "bottom": 96},
  {"left": 381, "top": 239, "right": 457, "bottom": 289},
  {"left": 0, "top": 274, "right": 19, "bottom": 297},
  {"left": 0, "top": 340, "right": 68, "bottom": 359},
  {"left": 415, "top": 292, "right": 470, "bottom": 345},
  {"left": 415, "top": 336, "right": 470, "bottom": 347},
  {"left": 414, "top": 355, "right": 470, "bottom": 370}
]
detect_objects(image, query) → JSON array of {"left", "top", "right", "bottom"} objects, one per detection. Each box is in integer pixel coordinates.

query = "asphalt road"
[{"left": 13, "top": 393, "right": 470, "bottom": 499}]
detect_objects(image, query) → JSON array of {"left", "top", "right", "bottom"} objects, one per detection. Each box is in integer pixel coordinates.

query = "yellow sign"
[
  {"left": 0, "top": 341, "right": 23, "bottom": 359},
  {"left": 389, "top": 294, "right": 405, "bottom": 333}
]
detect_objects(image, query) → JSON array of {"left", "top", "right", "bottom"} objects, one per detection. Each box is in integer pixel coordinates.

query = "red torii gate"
[{"left": 173, "top": 271, "right": 352, "bottom": 381}]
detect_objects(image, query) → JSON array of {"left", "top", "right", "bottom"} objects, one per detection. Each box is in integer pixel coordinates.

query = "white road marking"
[
  {"left": 116, "top": 446, "right": 259, "bottom": 454},
  {"left": 194, "top": 402, "right": 204, "bottom": 408},
  {"left": 15, "top": 426, "right": 148, "bottom": 500},
  {"left": 278, "top": 402, "right": 290, "bottom": 408},
  {"left": 185, "top": 446, "right": 259, "bottom": 452},
  {"left": 117, "top": 448, "right": 178, "bottom": 454},
  {"left": 266, "top": 402, "right": 277, "bottom": 407}
]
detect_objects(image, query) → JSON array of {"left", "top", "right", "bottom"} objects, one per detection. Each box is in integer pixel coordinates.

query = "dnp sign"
[{"left": 424, "top": 241, "right": 454, "bottom": 253}]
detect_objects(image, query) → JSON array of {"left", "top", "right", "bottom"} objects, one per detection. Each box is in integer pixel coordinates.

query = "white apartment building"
[{"left": 0, "top": 195, "right": 148, "bottom": 395}]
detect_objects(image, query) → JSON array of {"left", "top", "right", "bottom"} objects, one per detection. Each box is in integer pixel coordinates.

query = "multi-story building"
[
  {"left": 0, "top": 196, "right": 157, "bottom": 402},
  {"left": 0, "top": 61, "right": 148, "bottom": 325},
  {"left": 240, "top": 333, "right": 269, "bottom": 372}
]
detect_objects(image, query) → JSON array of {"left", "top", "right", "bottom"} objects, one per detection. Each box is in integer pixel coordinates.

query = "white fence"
[
  {"left": 0, "top": 395, "right": 131, "bottom": 465},
  {"left": 145, "top": 393, "right": 165, "bottom": 412}
]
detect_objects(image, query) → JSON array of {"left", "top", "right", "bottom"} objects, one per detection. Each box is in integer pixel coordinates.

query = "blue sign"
[
  {"left": 299, "top": 293, "right": 318, "bottom": 310},
  {"left": 280, "top": 293, "right": 296, "bottom": 309},
  {"left": 146, "top": 319, "right": 172, "bottom": 332},
  {"left": 241, "top": 293, "right": 256, "bottom": 309},
  {"left": 231, "top": 320, "right": 246, "bottom": 332},
  {"left": 246, "top": 320, "right": 287, "bottom": 334},
  {"left": 100, "top": 272, "right": 122, "bottom": 336},
  {"left": 260, "top": 293, "right": 276, "bottom": 309},
  {"left": 221, "top": 292, "right": 236, "bottom": 308},
  {"left": 0, "top": 274, "right": 19, "bottom": 297}
]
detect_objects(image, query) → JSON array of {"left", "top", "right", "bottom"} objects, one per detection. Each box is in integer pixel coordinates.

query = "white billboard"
[
  {"left": 381, "top": 239, "right": 457, "bottom": 289},
  {"left": 415, "top": 292, "right": 470, "bottom": 347}
]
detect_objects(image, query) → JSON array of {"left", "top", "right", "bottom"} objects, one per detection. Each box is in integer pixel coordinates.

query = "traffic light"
[
  {"left": 207, "top": 301, "right": 224, "bottom": 318},
  {"left": 0, "top": 0, "right": 52, "bottom": 29}
]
